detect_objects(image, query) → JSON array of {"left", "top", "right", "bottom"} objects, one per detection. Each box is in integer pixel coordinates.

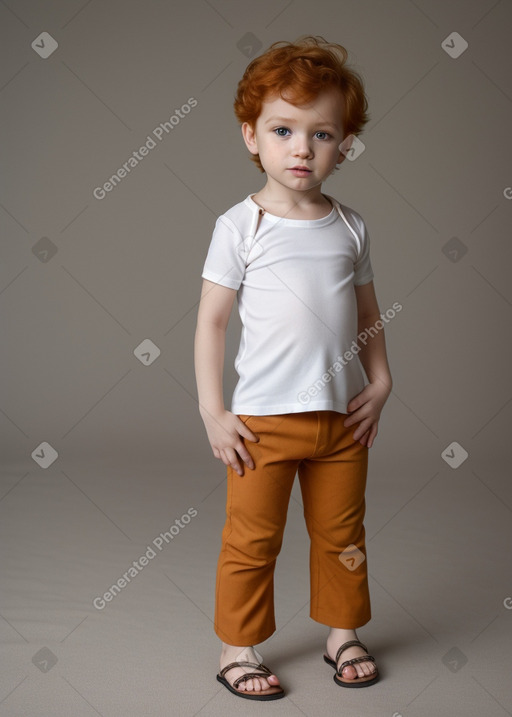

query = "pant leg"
[
  {"left": 214, "top": 414, "right": 304, "bottom": 646},
  {"left": 297, "top": 411, "right": 371, "bottom": 629}
]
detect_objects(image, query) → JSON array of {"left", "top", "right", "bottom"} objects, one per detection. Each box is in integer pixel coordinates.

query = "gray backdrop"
[{"left": 1, "top": 1, "right": 511, "bottom": 716}]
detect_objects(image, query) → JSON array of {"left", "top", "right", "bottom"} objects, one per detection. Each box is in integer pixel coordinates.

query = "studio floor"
[{"left": 1, "top": 449, "right": 511, "bottom": 717}]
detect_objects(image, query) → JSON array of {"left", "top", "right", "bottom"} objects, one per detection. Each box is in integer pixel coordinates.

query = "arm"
[
  {"left": 344, "top": 280, "right": 393, "bottom": 447},
  {"left": 194, "top": 278, "right": 259, "bottom": 475}
]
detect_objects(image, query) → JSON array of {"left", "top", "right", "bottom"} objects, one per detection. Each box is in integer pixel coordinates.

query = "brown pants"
[{"left": 214, "top": 411, "right": 371, "bottom": 646}]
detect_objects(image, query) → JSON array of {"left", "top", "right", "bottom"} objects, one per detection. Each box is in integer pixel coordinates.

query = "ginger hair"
[{"left": 234, "top": 35, "right": 369, "bottom": 172}]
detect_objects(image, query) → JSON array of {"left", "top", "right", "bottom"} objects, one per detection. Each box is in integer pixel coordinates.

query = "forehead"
[{"left": 258, "top": 88, "right": 344, "bottom": 128}]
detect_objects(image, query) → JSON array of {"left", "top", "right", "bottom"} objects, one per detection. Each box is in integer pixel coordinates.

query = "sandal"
[
  {"left": 323, "top": 639, "right": 379, "bottom": 688},
  {"left": 217, "top": 660, "right": 285, "bottom": 700}
]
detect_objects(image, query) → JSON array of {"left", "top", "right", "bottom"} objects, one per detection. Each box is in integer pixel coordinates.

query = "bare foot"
[
  {"left": 326, "top": 628, "right": 377, "bottom": 680},
  {"left": 219, "top": 644, "right": 281, "bottom": 694}
]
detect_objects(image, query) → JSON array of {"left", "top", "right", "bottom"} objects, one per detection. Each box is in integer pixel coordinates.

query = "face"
[{"left": 241, "top": 88, "right": 347, "bottom": 192}]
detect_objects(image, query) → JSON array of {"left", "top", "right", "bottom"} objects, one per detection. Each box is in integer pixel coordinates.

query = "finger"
[
  {"left": 352, "top": 418, "right": 372, "bottom": 441},
  {"left": 217, "top": 448, "right": 230, "bottom": 468},
  {"left": 237, "top": 422, "right": 259, "bottom": 443},
  {"left": 344, "top": 411, "right": 366, "bottom": 430},
  {"left": 344, "top": 412, "right": 359, "bottom": 427},
  {"left": 347, "top": 392, "right": 367, "bottom": 413},
  {"left": 366, "top": 424, "right": 378, "bottom": 448},
  {"left": 359, "top": 429, "right": 371, "bottom": 446},
  {"left": 221, "top": 448, "right": 244, "bottom": 476},
  {"left": 235, "top": 443, "right": 255, "bottom": 470},
  {"left": 344, "top": 405, "right": 367, "bottom": 427}
]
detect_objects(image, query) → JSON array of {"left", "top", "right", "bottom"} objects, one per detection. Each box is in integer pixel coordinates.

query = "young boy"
[{"left": 194, "top": 35, "right": 392, "bottom": 701}]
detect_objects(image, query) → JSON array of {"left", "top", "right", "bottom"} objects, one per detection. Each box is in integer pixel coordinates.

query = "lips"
[{"left": 290, "top": 166, "right": 311, "bottom": 171}]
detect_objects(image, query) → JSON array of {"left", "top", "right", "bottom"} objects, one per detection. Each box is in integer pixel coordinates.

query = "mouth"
[{"left": 289, "top": 166, "right": 311, "bottom": 171}]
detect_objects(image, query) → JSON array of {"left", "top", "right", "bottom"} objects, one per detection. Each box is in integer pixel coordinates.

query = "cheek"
[
  {"left": 260, "top": 139, "right": 281, "bottom": 158},
  {"left": 322, "top": 144, "right": 341, "bottom": 160}
]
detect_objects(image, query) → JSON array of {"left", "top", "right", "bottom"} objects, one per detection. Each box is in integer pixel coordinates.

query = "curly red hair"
[{"left": 234, "top": 35, "right": 369, "bottom": 172}]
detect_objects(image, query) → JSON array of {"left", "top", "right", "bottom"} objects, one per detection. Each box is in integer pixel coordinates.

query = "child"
[{"left": 194, "top": 35, "right": 392, "bottom": 701}]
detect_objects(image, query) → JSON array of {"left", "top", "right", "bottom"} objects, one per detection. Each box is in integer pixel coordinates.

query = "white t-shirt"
[{"left": 201, "top": 193, "right": 374, "bottom": 415}]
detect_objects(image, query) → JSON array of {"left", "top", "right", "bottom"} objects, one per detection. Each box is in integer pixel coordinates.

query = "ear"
[{"left": 241, "top": 122, "right": 259, "bottom": 155}]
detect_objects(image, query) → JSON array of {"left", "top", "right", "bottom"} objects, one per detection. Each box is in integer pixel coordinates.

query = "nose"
[{"left": 292, "top": 133, "right": 313, "bottom": 158}]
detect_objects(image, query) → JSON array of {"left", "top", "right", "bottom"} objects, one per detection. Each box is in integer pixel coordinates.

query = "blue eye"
[{"left": 273, "top": 127, "right": 331, "bottom": 139}]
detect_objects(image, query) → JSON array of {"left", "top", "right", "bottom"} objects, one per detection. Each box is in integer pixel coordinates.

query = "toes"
[
  {"left": 245, "top": 678, "right": 263, "bottom": 693},
  {"left": 247, "top": 676, "right": 279, "bottom": 692},
  {"left": 363, "top": 662, "right": 376, "bottom": 676},
  {"left": 229, "top": 673, "right": 280, "bottom": 693},
  {"left": 342, "top": 661, "right": 376, "bottom": 679},
  {"left": 254, "top": 677, "right": 275, "bottom": 692},
  {"left": 355, "top": 662, "right": 376, "bottom": 678},
  {"left": 342, "top": 665, "right": 357, "bottom": 679}
]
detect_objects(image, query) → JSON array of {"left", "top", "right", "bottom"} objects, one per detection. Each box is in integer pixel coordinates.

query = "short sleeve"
[
  {"left": 352, "top": 214, "right": 374, "bottom": 286},
  {"left": 201, "top": 214, "right": 246, "bottom": 290}
]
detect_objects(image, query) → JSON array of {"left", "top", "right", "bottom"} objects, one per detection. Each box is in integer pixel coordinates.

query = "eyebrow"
[{"left": 264, "top": 116, "right": 339, "bottom": 130}]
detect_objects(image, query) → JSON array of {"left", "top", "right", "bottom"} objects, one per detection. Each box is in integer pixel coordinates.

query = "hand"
[
  {"left": 344, "top": 381, "right": 391, "bottom": 448},
  {"left": 200, "top": 409, "right": 259, "bottom": 476}
]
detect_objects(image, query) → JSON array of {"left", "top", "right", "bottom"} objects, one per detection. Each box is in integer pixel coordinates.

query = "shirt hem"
[
  {"left": 354, "top": 273, "right": 374, "bottom": 286},
  {"left": 201, "top": 270, "right": 240, "bottom": 290},
  {"left": 231, "top": 401, "right": 351, "bottom": 416}
]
